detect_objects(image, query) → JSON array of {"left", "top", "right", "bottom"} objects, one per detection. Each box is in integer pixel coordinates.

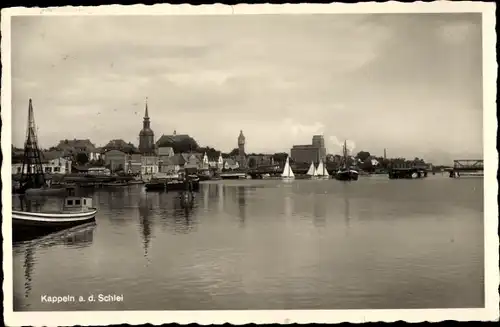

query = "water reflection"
[
  {"left": 16, "top": 223, "right": 96, "bottom": 302},
  {"left": 217, "top": 183, "right": 224, "bottom": 212},
  {"left": 284, "top": 194, "right": 293, "bottom": 218},
  {"left": 344, "top": 191, "right": 351, "bottom": 230},
  {"left": 203, "top": 184, "right": 209, "bottom": 210},
  {"left": 237, "top": 186, "right": 247, "bottom": 227},
  {"left": 171, "top": 200, "right": 196, "bottom": 234},
  {"left": 23, "top": 245, "right": 34, "bottom": 299},
  {"left": 313, "top": 194, "right": 327, "bottom": 227},
  {"left": 138, "top": 195, "right": 154, "bottom": 257}
]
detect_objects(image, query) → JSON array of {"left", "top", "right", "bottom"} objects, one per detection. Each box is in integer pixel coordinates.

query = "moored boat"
[
  {"left": 335, "top": 168, "right": 359, "bottom": 181},
  {"left": 306, "top": 161, "right": 319, "bottom": 180},
  {"left": 334, "top": 140, "right": 359, "bottom": 181},
  {"left": 127, "top": 180, "right": 145, "bottom": 185},
  {"left": 145, "top": 177, "right": 200, "bottom": 192},
  {"left": 101, "top": 181, "right": 129, "bottom": 187},
  {"left": 220, "top": 172, "right": 247, "bottom": 180},
  {"left": 316, "top": 160, "right": 330, "bottom": 180},
  {"left": 281, "top": 156, "right": 295, "bottom": 181},
  {"left": 12, "top": 196, "right": 98, "bottom": 237}
]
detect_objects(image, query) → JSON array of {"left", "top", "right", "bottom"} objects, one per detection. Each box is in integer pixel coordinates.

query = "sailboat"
[
  {"left": 316, "top": 160, "right": 330, "bottom": 180},
  {"left": 281, "top": 156, "right": 295, "bottom": 181},
  {"left": 334, "top": 140, "right": 359, "bottom": 181},
  {"left": 306, "top": 161, "right": 318, "bottom": 180}
]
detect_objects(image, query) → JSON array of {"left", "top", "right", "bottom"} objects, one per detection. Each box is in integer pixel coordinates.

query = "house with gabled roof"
[
  {"left": 159, "top": 155, "right": 184, "bottom": 174},
  {"left": 158, "top": 146, "right": 174, "bottom": 157},
  {"left": 223, "top": 158, "right": 240, "bottom": 170},
  {"left": 156, "top": 131, "right": 192, "bottom": 147}
]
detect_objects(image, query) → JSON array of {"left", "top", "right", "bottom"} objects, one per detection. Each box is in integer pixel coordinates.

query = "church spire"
[{"left": 144, "top": 97, "right": 149, "bottom": 119}]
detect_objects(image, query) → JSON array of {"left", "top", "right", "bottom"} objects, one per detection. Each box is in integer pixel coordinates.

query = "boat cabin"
[{"left": 63, "top": 197, "right": 93, "bottom": 212}]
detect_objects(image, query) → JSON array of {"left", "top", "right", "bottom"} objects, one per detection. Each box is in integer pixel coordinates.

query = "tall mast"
[
  {"left": 20, "top": 99, "right": 46, "bottom": 190},
  {"left": 343, "top": 140, "right": 347, "bottom": 169}
]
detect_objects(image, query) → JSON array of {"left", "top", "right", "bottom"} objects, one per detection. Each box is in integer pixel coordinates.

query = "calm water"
[{"left": 12, "top": 175, "right": 484, "bottom": 311}]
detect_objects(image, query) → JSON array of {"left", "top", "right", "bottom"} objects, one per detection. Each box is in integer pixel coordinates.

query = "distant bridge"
[
  {"left": 453, "top": 159, "right": 483, "bottom": 171},
  {"left": 448, "top": 159, "right": 483, "bottom": 178}
]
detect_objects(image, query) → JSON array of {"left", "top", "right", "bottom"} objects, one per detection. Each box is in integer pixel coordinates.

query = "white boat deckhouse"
[{"left": 281, "top": 156, "right": 295, "bottom": 180}]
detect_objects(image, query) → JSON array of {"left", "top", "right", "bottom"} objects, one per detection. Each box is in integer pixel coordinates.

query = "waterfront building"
[
  {"left": 141, "top": 155, "right": 159, "bottom": 176},
  {"left": 12, "top": 155, "right": 72, "bottom": 175},
  {"left": 104, "top": 149, "right": 127, "bottom": 173},
  {"left": 87, "top": 167, "right": 111, "bottom": 176},
  {"left": 158, "top": 146, "right": 175, "bottom": 173},
  {"left": 89, "top": 148, "right": 103, "bottom": 161},
  {"left": 217, "top": 154, "right": 224, "bottom": 171},
  {"left": 208, "top": 158, "right": 219, "bottom": 169},
  {"left": 43, "top": 156, "right": 72, "bottom": 174},
  {"left": 202, "top": 153, "right": 209, "bottom": 169},
  {"left": 223, "top": 159, "right": 240, "bottom": 170},
  {"left": 247, "top": 154, "right": 274, "bottom": 168},
  {"left": 138, "top": 98, "right": 156, "bottom": 155},
  {"left": 125, "top": 153, "right": 142, "bottom": 174},
  {"left": 159, "top": 155, "right": 183, "bottom": 174},
  {"left": 290, "top": 135, "right": 327, "bottom": 164}
]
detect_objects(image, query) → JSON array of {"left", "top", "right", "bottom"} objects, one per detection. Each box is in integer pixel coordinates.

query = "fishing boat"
[
  {"left": 281, "top": 156, "right": 295, "bottom": 181},
  {"left": 316, "top": 160, "right": 331, "bottom": 180},
  {"left": 12, "top": 196, "right": 98, "bottom": 236},
  {"left": 305, "top": 161, "right": 319, "bottom": 180},
  {"left": 335, "top": 140, "right": 359, "bottom": 181},
  {"left": 15, "top": 99, "right": 70, "bottom": 196}
]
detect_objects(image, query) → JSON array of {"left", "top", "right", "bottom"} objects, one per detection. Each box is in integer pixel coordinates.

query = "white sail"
[
  {"left": 281, "top": 157, "right": 295, "bottom": 178},
  {"left": 316, "top": 160, "right": 330, "bottom": 176},
  {"left": 306, "top": 162, "right": 317, "bottom": 176}
]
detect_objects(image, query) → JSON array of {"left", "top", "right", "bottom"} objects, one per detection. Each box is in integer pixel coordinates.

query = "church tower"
[
  {"left": 237, "top": 130, "right": 246, "bottom": 168},
  {"left": 138, "top": 98, "right": 155, "bottom": 155}
]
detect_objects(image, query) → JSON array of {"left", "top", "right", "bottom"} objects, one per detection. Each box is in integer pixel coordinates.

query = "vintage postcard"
[{"left": 1, "top": 2, "right": 498, "bottom": 326}]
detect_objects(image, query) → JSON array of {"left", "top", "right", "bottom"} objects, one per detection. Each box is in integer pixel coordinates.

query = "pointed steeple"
[
  {"left": 139, "top": 97, "right": 155, "bottom": 155},
  {"left": 144, "top": 97, "right": 149, "bottom": 119}
]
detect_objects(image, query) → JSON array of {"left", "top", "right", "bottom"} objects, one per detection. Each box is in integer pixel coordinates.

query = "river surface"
[{"left": 12, "top": 175, "right": 484, "bottom": 311}]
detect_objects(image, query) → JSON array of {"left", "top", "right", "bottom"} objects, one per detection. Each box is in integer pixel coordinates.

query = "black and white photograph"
[{"left": 1, "top": 2, "right": 498, "bottom": 326}]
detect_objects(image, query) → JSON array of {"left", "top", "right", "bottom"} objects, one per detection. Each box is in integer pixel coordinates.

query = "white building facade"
[{"left": 12, "top": 157, "right": 72, "bottom": 175}]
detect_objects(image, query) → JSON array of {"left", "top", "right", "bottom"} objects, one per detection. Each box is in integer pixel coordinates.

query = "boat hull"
[
  {"left": 335, "top": 171, "right": 359, "bottom": 181},
  {"left": 145, "top": 180, "right": 200, "bottom": 192},
  {"left": 101, "top": 182, "right": 129, "bottom": 187},
  {"left": 12, "top": 209, "right": 97, "bottom": 240}
]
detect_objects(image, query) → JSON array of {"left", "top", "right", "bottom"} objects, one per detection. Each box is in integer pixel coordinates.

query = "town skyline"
[{"left": 11, "top": 13, "right": 483, "bottom": 165}]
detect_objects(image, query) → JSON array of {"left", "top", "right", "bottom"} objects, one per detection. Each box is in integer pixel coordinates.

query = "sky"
[{"left": 11, "top": 13, "right": 483, "bottom": 164}]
